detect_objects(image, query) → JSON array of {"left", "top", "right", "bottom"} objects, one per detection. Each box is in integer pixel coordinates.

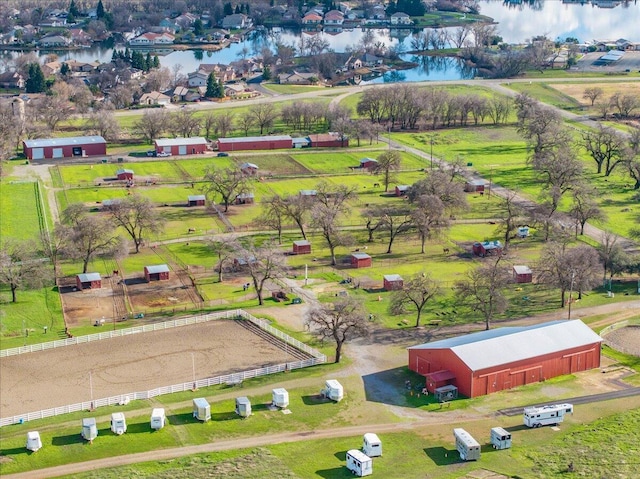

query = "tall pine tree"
[
  {"left": 206, "top": 73, "right": 217, "bottom": 97},
  {"left": 26, "top": 63, "right": 46, "bottom": 93},
  {"left": 69, "top": 0, "right": 80, "bottom": 17},
  {"left": 96, "top": 0, "right": 105, "bottom": 19}
]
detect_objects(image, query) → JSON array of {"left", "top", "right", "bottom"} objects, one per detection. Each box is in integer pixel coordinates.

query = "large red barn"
[
  {"left": 217, "top": 135, "right": 293, "bottom": 152},
  {"left": 408, "top": 320, "right": 602, "bottom": 398},
  {"left": 308, "top": 132, "right": 348, "bottom": 148},
  {"left": 23, "top": 136, "right": 107, "bottom": 160},
  {"left": 154, "top": 137, "right": 208, "bottom": 155}
]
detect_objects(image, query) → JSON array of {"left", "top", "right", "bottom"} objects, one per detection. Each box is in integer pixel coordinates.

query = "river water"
[{"left": 2, "top": 0, "right": 638, "bottom": 82}]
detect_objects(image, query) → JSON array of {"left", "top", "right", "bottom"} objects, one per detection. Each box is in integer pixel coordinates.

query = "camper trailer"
[
  {"left": 346, "top": 449, "right": 373, "bottom": 476},
  {"left": 26, "top": 431, "right": 42, "bottom": 452},
  {"left": 81, "top": 418, "right": 98, "bottom": 441},
  {"left": 150, "top": 408, "right": 166, "bottom": 430},
  {"left": 362, "top": 433, "right": 382, "bottom": 457},
  {"left": 235, "top": 397, "right": 252, "bottom": 418},
  {"left": 523, "top": 403, "right": 573, "bottom": 428},
  {"left": 490, "top": 427, "right": 512, "bottom": 449},
  {"left": 453, "top": 428, "right": 481, "bottom": 461},
  {"left": 192, "top": 398, "right": 211, "bottom": 422},
  {"left": 321, "top": 379, "right": 344, "bottom": 402},
  {"left": 272, "top": 388, "right": 289, "bottom": 408},
  {"left": 110, "top": 412, "right": 127, "bottom": 435}
]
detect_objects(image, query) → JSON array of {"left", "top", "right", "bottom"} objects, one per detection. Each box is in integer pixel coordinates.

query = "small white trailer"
[
  {"left": 362, "top": 433, "right": 382, "bottom": 457},
  {"left": 453, "top": 428, "right": 481, "bottom": 461},
  {"left": 235, "top": 397, "right": 252, "bottom": 417},
  {"left": 490, "top": 427, "right": 512, "bottom": 449},
  {"left": 110, "top": 412, "right": 127, "bottom": 435},
  {"left": 346, "top": 449, "right": 373, "bottom": 476},
  {"left": 321, "top": 379, "right": 344, "bottom": 402},
  {"left": 81, "top": 418, "right": 98, "bottom": 441},
  {"left": 26, "top": 431, "right": 42, "bottom": 452},
  {"left": 523, "top": 403, "right": 573, "bottom": 428},
  {"left": 150, "top": 408, "right": 166, "bottom": 430},
  {"left": 193, "top": 398, "right": 211, "bottom": 422},
  {"left": 272, "top": 388, "right": 289, "bottom": 408}
]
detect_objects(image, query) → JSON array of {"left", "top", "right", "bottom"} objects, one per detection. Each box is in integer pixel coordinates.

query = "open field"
[{"left": 0, "top": 181, "right": 45, "bottom": 241}]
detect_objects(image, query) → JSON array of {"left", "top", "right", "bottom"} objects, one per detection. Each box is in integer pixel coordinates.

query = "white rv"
[
  {"left": 321, "top": 379, "right": 344, "bottom": 402},
  {"left": 490, "top": 427, "right": 512, "bottom": 449},
  {"left": 235, "top": 397, "right": 252, "bottom": 417},
  {"left": 81, "top": 418, "right": 98, "bottom": 441},
  {"left": 150, "top": 408, "right": 166, "bottom": 430},
  {"left": 26, "top": 431, "right": 42, "bottom": 452},
  {"left": 272, "top": 388, "right": 289, "bottom": 408},
  {"left": 523, "top": 403, "right": 573, "bottom": 428},
  {"left": 193, "top": 398, "right": 211, "bottom": 422},
  {"left": 110, "top": 412, "right": 127, "bottom": 435},
  {"left": 346, "top": 449, "right": 373, "bottom": 476},
  {"left": 453, "top": 428, "right": 481, "bottom": 461},
  {"left": 362, "top": 432, "right": 382, "bottom": 457}
]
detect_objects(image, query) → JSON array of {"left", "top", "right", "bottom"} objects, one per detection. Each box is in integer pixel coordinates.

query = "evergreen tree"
[
  {"left": 26, "top": 63, "right": 46, "bottom": 93},
  {"left": 216, "top": 78, "right": 226, "bottom": 98},
  {"left": 131, "top": 51, "right": 145, "bottom": 70},
  {"left": 60, "top": 62, "right": 71, "bottom": 76},
  {"left": 262, "top": 65, "right": 271, "bottom": 81},
  {"left": 66, "top": 12, "right": 76, "bottom": 23},
  {"left": 69, "top": 0, "right": 80, "bottom": 17},
  {"left": 193, "top": 19, "right": 204, "bottom": 36},
  {"left": 206, "top": 72, "right": 217, "bottom": 97},
  {"left": 235, "top": 5, "right": 241, "bottom": 14},
  {"left": 124, "top": 47, "right": 131, "bottom": 61},
  {"left": 245, "top": 3, "right": 250, "bottom": 13},
  {"left": 96, "top": 0, "right": 105, "bottom": 19},
  {"left": 103, "top": 12, "right": 114, "bottom": 30},
  {"left": 145, "top": 52, "right": 152, "bottom": 72},
  {"left": 153, "top": 55, "right": 160, "bottom": 69},
  {"left": 224, "top": 2, "right": 234, "bottom": 15}
]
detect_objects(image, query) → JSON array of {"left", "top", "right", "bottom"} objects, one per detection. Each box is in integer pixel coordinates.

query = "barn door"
[
  {"left": 178, "top": 145, "right": 187, "bottom": 155},
  {"left": 32, "top": 148, "right": 44, "bottom": 160},
  {"left": 52, "top": 148, "right": 63, "bottom": 158}
]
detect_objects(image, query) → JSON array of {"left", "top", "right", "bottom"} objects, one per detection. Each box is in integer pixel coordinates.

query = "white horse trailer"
[
  {"left": 362, "top": 433, "right": 382, "bottom": 457},
  {"left": 150, "top": 408, "right": 166, "bottom": 430},
  {"left": 346, "top": 449, "right": 373, "bottom": 476},
  {"left": 272, "top": 388, "right": 289, "bottom": 408},
  {"left": 523, "top": 403, "right": 573, "bottom": 428},
  {"left": 110, "top": 412, "right": 127, "bottom": 435},
  {"left": 235, "top": 396, "right": 252, "bottom": 417},
  {"left": 193, "top": 398, "right": 211, "bottom": 422},
  {"left": 26, "top": 431, "right": 42, "bottom": 452},
  {"left": 490, "top": 427, "right": 512, "bottom": 449},
  {"left": 453, "top": 428, "right": 481, "bottom": 461},
  {"left": 81, "top": 418, "right": 98, "bottom": 441},
  {"left": 321, "top": 379, "right": 344, "bottom": 402}
]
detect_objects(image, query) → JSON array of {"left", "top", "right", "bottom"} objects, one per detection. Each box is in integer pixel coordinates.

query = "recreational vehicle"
[
  {"left": 362, "top": 433, "right": 382, "bottom": 457},
  {"left": 193, "top": 398, "right": 211, "bottom": 422},
  {"left": 150, "top": 408, "right": 166, "bottom": 430},
  {"left": 523, "top": 403, "right": 573, "bottom": 428},
  {"left": 346, "top": 449, "right": 373, "bottom": 476},
  {"left": 81, "top": 418, "right": 98, "bottom": 441},
  {"left": 235, "top": 397, "right": 252, "bottom": 417},
  {"left": 321, "top": 379, "right": 344, "bottom": 402},
  {"left": 490, "top": 427, "right": 512, "bottom": 449},
  {"left": 26, "top": 431, "right": 42, "bottom": 452},
  {"left": 272, "top": 388, "right": 289, "bottom": 408},
  {"left": 453, "top": 428, "right": 481, "bottom": 461},
  {"left": 110, "top": 412, "right": 127, "bottom": 435}
]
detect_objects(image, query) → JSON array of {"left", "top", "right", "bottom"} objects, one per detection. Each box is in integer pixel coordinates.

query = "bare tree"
[
  {"left": 451, "top": 25, "right": 471, "bottom": 49},
  {"left": 495, "top": 191, "right": 523, "bottom": 249},
  {"left": 0, "top": 240, "right": 50, "bottom": 303},
  {"left": 376, "top": 205, "right": 415, "bottom": 254},
  {"left": 35, "top": 95, "right": 73, "bottom": 131},
  {"left": 582, "top": 125, "right": 628, "bottom": 176},
  {"left": 209, "top": 237, "right": 234, "bottom": 282},
  {"left": 595, "top": 97, "right": 613, "bottom": 119},
  {"left": 411, "top": 195, "right": 448, "bottom": 254},
  {"left": 389, "top": 273, "right": 440, "bottom": 327},
  {"left": 106, "top": 195, "right": 165, "bottom": 253},
  {"left": 374, "top": 150, "right": 401, "bottom": 192},
  {"left": 281, "top": 194, "right": 313, "bottom": 240},
  {"left": 583, "top": 87, "right": 604, "bottom": 106},
  {"left": 134, "top": 109, "right": 169, "bottom": 143},
  {"left": 610, "top": 92, "right": 640, "bottom": 118},
  {"left": 260, "top": 195, "right": 287, "bottom": 244},
  {"left": 487, "top": 96, "right": 512, "bottom": 125},
  {"left": 305, "top": 297, "right": 369, "bottom": 363},
  {"left": 83, "top": 110, "right": 120, "bottom": 141},
  {"left": 202, "top": 167, "right": 248, "bottom": 212},
  {"left": 213, "top": 111, "right": 235, "bottom": 138},
  {"left": 233, "top": 239, "right": 287, "bottom": 306},
  {"left": 238, "top": 112, "right": 255, "bottom": 136},
  {"left": 363, "top": 207, "right": 383, "bottom": 243},
  {"left": 249, "top": 103, "right": 278, "bottom": 135},
  {"left": 408, "top": 171, "right": 468, "bottom": 212},
  {"left": 598, "top": 231, "right": 629, "bottom": 282},
  {"left": 570, "top": 189, "right": 606, "bottom": 236},
  {"left": 455, "top": 257, "right": 510, "bottom": 330},
  {"left": 170, "top": 109, "right": 201, "bottom": 138}
]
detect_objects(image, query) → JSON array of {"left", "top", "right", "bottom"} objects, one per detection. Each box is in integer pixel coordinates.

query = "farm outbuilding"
[
  {"left": 76, "top": 272, "right": 102, "bottom": 290},
  {"left": 472, "top": 241, "right": 503, "bottom": 257},
  {"left": 351, "top": 252, "right": 372, "bottom": 268},
  {"left": 299, "top": 189, "right": 317, "bottom": 197},
  {"left": 235, "top": 192, "right": 255, "bottom": 204},
  {"left": 513, "top": 265, "right": 533, "bottom": 283},
  {"left": 26, "top": 431, "right": 42, "bottom": 452},
  {"left": 408, "top": 319, "right": 602, "bottom": 398},
  {"left": 23, "top": 135, "right": 107, "bottom": 160},
  {"left": 154, "top": 137, "right": 208, "bottom": 155},
  {"left": 395, "top": 185, "right": 410, "bottom": 197},
  {"left": 144, "top": 264, "right": 170, "bottom": 282},
  {"left": 464, "top": 179, "right": 486, "bottom": 193},
  {"left": 360, "top": 157, "right": 378, "bottom": 169},
  {"left": 188, "top": 194, "right": 206, "bottom": 206},
  {"left": 308, "top": 132, "right": 348, "bottom": 148},
  {"left": 383, "top": 274, "right": 403, "bottom": 291},
  {"left": 293, "top": 239, "right": 311, "bottom": 255},
  {"left": 217, "top": 135, "right": 293, "bottom": 152},
  {"left": 116, "top": 168, "right": 134, "bottom": 180},
  {"left": 240, "top": 162, "right": 259, "bottom": 176}
]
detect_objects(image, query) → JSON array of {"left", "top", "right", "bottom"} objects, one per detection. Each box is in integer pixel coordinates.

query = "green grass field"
[{"left": 0, "top": 181, "right": 45, "bottom": 241}]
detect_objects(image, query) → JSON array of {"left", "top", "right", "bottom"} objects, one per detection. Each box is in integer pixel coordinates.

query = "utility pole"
[
  {"left": 567, "top": 271, "right": 576, "bottom": 320},
  {"left": 430, "top": 136, "right": 434, "bottom": 170}
]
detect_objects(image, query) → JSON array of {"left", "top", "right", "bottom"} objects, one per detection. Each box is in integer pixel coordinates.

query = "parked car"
[
  {"left": 157, "top": 151, "right": 171, "bottom": 157},
  {"left": 146, "top": 150, "right": 157, "bottom": 157},
  {"left": 217, "top": 152, "right": 229, "bottom": 157}
]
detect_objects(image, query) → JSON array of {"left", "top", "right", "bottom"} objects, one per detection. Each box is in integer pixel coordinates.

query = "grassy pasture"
[
  {"left": 262, "top": 83, "right": 332, "bottom": 94},
  {"left": 0, "top": 181, "right": 44, "bottom": 241}
]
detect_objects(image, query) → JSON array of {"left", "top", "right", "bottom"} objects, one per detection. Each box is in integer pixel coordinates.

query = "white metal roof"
[
  {"left": 513, "top": 265, "right": 532, "bottom": 275},
  {"left": 77, "top": 273, "right": 101, "bottom": 282},
  {"left": 240, "top": 162, "right": 258, "bottom": 169},
  {"left": 384, "top": 274, "right": 402, "bottom": 281},
  {"left": 188, "top": 195, "right": 206, "bottom": 201},
  {"left": 154, "top": 137, "right": 207, "bottom": 147},
  {"left": 408, "top": 320, "right": 602, "bottom": 372},
  {"left": 116, "top": 169, "right": 134, "bottom": 175},
  {"left": 23, "top": 135, "right": 106, "bottom": 148},
  {"left": 293, "top": 240, "right": 310, "bottom": 246},
  {"left": 352, "top": 252, "right": 371, "bottom": 260},
  {"left": 600, "top": 50, "right": 624, "bottom": 61},
  {"left": 145, "top": 264, "right": 170, "bottom": 274},
  {"left": 218, "top": 135, "right": 292, "bottom": 143}
]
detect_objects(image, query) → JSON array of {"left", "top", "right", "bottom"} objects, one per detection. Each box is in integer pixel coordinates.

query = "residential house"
[
  {"left": 129, "top": 32, "right": 175, "bottom": 46},
  {"left": 302, "top": 12, "right": 323, "bottom": 24},
  {"left": 38, "top": 35, "right": 71, "bottom": 47},
  {"left": 338, "top": 2, "right": 351, "bottom": 13},
  {"left": 139, "top": 91, "right": 171, "bottom": 106},
  {"left": 615, "top": 38, "right": 640, "bottom": 50},
  {"left": 231, "top": 58, "right": 263, "bottom": 78},
  {"left": 0, "top": 71, "right": 25, "bottom": 89},
  {"left": 346, "top": 9, "right": 365, "bottom": 20},
  {"left": 159, "top": 18, "right": 180, "bottom": 33},
  {"left": 175, "top": 13, "right": 199, "bottom": 29},
  {"left": 278, "top": 71, "right": 318, "bottom": 84},
  {"left": 69, "top": 28, "right": 92, "bottom": 45},
  {"left": 188, "top": 70, "right": 209, "bottom": 87},
  {"left": 39, "top": 17, "right": 67, "bottom": 27},
  {"left": 224, "top": 83, "right": 246, "bottom": 97},
  {"left": 370, "top": 4, "right": 386, "bottom": 20},
  {"left": 390, "top": 12, "right": 412, "bottom": 25},
  {"left": 198, "top": 63, "right": 236, "bottom": 82},
  {"left": 361, "top": 53, "right": 383, "bottom": 66},
  {"left": 42, "top": 61, "right": 62, "bottom": 76},
  {"left": 324, "top": 10, "right": 345, "bottom": 25},
  {"left": 222, "top": 14, "right": 252, "bottom": 29},
  {"left": 172, "top": 86, "right": 189, "bottom": 101}
]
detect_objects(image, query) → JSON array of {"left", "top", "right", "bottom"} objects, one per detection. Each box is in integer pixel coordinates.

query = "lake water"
[{"left": 3, "top": 1, "right": 638, "bottom": 82}]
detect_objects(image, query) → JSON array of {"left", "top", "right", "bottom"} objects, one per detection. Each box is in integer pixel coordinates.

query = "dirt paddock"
[
  {"left": 603, "top": 326, "right": 640, "bottom": 356},
  {"left": 0, "top": 320, "right": 302, "bottom": 418}
]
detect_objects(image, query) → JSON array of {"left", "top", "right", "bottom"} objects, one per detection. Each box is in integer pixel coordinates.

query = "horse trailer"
[
  {"left": 110, "top": 412, "right": 127, "bottom": 435},
  {"left": 235, "top": 396, "right": 252, "bottom": 418},
  {"left": 346, "top": 449, "right": 373, "bottom": 476},
  {"left": 193, "top": 398, "right": 211, "bottom": 422},
  {"left": 26, "top": 431, "right": 42, "bottom": 452},
  {"left": 321, "top": 379, "right": 344, "bottom": 402},
  {"left": 81, "top": 418, "right": 98, "bottom": 441},
  {"left": 150, "top": 408, "right": 166, "bottom": 430},
  {"left": 362, "top": 433, "right": 382, "bottom": 457},
  {"left": 453, "top": 428, "right": 481, "bottom": 461},
  {"left": 272, "top": 388, "right": 289, "bottom": 408},
  {"left": 523, "top": 403, "right": 573, "bottom": 428},
  {"left": 490, "top": 427, "right": 512, "bottom": 449}
]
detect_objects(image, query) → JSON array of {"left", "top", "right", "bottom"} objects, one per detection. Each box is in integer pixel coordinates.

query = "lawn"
[
  {"left": 0, "top": 181, "right": 46, "bottom": 241},
  {"left": 262, "top": 83, "right": 332, "bottom": 94}
]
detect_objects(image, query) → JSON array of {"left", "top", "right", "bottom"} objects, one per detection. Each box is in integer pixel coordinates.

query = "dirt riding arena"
[
  {"left": 0, "top": 320, "right": 302, "bottom": 418},
  {"left": 603, "top": 325, "right": 640, "bottom": 356}
]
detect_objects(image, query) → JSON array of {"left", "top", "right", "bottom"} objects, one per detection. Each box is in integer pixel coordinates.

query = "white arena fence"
[{"left": 0, "top": 310, "right": 326, "bottom": 427}]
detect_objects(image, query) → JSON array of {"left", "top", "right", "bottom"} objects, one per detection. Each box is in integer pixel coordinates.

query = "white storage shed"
[
  {"left": 490, "top": 427, "right": 512, "bottom": 449},
  {"left": 151, "top": 408, "right": 166, "bottom": 430},
  {"left": 235, "top": 397, "right": 252, "bottom": 417},
  {"left": 110, "top": 412, "right": 127, "bottom": 435},
  {"left": 26, "top": 431, "right": 42, "bottom": 452},
  {"left": 193, "top": 398, "right": 211, "bottom": 422},
  {"left": 272, "top": 388, "right": 289, "bottom": 408},
  {"left": 362, "top": 433, "right": 382, "bottom": 457},
  {"left": 81, "top": 418, "right": 98, "bottom": 441},
  {"left": 346, "top": 449, "right": 373, "bottom": 476},
  {"left": 321, "top": 379, "right": 344, "bottom": 402}
]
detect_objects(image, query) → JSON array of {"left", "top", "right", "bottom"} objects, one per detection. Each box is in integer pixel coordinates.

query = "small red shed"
[
  {"left": 116, "top": 168, "right": 134, "bottom": 181},
  {"left": 351, "top": 252, "right": 372, "bottom": 268},
  {"left": 383, "top": 274, "right": 403, "bottom": 291},
  {"left": 76, "top": 272, "right": 102, "bottom": 290},
  {"left": 395, "top": 185, "right": 410, "bottom": 197},
  {"left": 360, "top": 158, "right": 378, "bottom": 169},
  {"left": 235, "top": 192, "right": 255, "bottom": 204},
  {"left": 293, "top": 240, "right": 311, "bottom": 255},
  {"left": 217, "top": 135, "right": 293, "bottom": 152},
  {"left": 144, "top": 264, "right": 170, "bottom": 282},
  {"left": 154, "top": 137, "right": 208, "bottom": 155},
  {"left": 188, "top": 194, "right": 206, "bottom": 206},
  {"left": 240, "top": 162, "right": 259, "bottom": 176},
  {"left": 464, "top": 179, "right": 486, "bottom": 193},
  {"left": 308, "top": 132, "right": 348, "bottom": 148},
  {"left": 424, "top": 370, "right": 456, "bottom": 393},
  {"left": 472, "top": 241, "right": 503, "bottom": 257},
  {"left": 513, "top": 265, "right": 533, "bottom": 283}
]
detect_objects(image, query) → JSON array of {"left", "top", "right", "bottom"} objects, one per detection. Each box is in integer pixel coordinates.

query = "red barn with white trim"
[
  {"left": 513, "top": 265, "right": 533, "bottom": 283},
  {"left": 23, "top": 136, "right": 107, "bottom": 160},
  {"left": 308, "top": 132, "right": 348, "bottom": 148},
  {"left": 154, "top": 137, "right": 208, "bottom": 155},
  {"left": 217, "top": 135, "right": 293, "bottom": 152},
  {"left": 116, "top": 168, "right": 134, "bottom": 180},
  {"left": 292, "top": 240, "right": 311, "bottom": 255},
  {"left": 144, "top": 264, "right": 170, "bottom": 282},
  {"left": 76, "top": 273, "right": 102, "bottom": 290},
  {"left": 408, "top": 320, "right": 602, "bottom": 398},
  {"left": 383, "top": 274, "right": 403, "bottom": 291},
  {"left": 351, "top": 252, "right": 372, "bottom": 268}
]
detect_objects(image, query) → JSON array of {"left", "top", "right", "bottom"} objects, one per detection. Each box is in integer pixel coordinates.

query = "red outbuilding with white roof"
[{"left": 23, "top": 136, "right": 107, "bottom": 160}]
